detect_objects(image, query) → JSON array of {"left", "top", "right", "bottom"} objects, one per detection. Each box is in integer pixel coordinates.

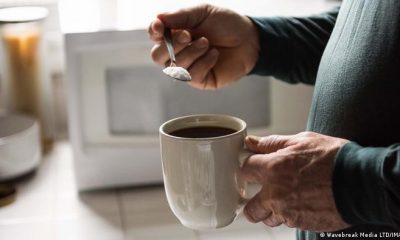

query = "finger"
[
  {"left": 148, "top": 18, "right": 164, "bottom": 43},
  {"left": 175, "top": 37, "right": 209, "bottom": 68},
  {"left": 189, "top": 71, "right": 219, "bottom": 90},
  {"left": 250, "top": 134, "right": 295, "bottom": 154},
  {"left": 157, "top": 4, "right": 211, "bottom": 30},
  {"left": 243, "top": 191, "right": 271, "bottom": 223},
  {"left": 245, "top": 135, "right": 262, "bottom": 153},
  {"left": 262, "top": 215, "right": 283, "bottom": 227},
  {"left": 202, "top": 71, "right": 218, "bottom": 90},
  {"left": 187, "top": 48, "right": 219, "bottom": 90},
  {"left": 150, "top": 30, "right": 192, "bottom": 65},
  {"left": 240, "top": 154, "right": 269, "bottom": 183}
]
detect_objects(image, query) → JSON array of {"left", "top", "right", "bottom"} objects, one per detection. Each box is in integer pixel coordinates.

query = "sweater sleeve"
[
  {"left": 248, "top": 7, "right": 339, "bottom": 85},
  {"left": 333, "top": 142, "right": 400, "bottom": 228}
]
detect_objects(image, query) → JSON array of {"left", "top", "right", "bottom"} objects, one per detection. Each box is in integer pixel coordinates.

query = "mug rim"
[{"left": 159, "top": 114, "right": 247, "bottom": 141}]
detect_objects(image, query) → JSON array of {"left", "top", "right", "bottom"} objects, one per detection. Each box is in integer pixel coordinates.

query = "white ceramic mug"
[{"left": 159, "top": 114, "right": 253, "bottom": 230}]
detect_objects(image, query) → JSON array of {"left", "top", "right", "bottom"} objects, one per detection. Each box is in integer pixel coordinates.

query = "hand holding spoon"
[{"left": 162, "top": 27, "right": 192, "bottom": 81}]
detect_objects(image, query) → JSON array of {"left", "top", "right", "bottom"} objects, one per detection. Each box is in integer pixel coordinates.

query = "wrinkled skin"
[{"left": 241, "top": 132, "right": 351, "bottom": 232}]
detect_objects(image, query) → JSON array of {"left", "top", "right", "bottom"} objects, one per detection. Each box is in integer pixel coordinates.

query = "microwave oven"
[{"left": 65, "top": 29, "right": 271, "bottom": 190}]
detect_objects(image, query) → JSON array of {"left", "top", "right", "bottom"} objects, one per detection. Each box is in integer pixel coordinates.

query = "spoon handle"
[{"left": 164, "top": 27, "right": 176, "bottom": 65}]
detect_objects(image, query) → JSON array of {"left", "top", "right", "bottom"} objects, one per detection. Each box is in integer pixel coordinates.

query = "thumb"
[{"left": 157, "top": 4, "right": 211, "bottom": 30}]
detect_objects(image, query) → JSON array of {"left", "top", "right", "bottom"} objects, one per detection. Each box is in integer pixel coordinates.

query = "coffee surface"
[{"left": 169, "top": 126, "right": 236, "bottom": 138}]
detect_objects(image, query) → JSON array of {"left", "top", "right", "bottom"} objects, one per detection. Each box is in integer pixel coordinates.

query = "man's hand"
[
  {"left": 148, "top": 4, "right": 259, "bottom": 90},
  {"left": 241, "top": 132, "right": 351, "bottom": 232}
]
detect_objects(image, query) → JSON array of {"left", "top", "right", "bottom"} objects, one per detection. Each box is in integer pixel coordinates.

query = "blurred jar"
[{"left": 0, "top": 6, "right": 53, "bottom": 152}]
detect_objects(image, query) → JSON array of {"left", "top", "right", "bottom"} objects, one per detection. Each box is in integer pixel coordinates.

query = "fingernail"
[
  {"left": 177, "top": 32, "right": 190, "bottom": 44},
  {"left": 195, "top": 37, "right": 208, "bottom": 49},
  {"left": 247, "top": 135, "right": 261, "bottom": 145}
]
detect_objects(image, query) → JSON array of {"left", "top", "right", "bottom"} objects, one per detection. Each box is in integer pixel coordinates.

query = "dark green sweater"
[{"left": 250, "top": 1, "right": 400, "bottom": 239}]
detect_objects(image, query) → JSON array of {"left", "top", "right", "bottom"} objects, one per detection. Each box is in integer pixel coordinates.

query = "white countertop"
[{"left": 0, "top": 141, "right": 296, "bottom": 239}]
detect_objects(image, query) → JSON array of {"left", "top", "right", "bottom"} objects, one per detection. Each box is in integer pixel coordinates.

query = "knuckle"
[
  {"left": 263, "top": 220, "right": 274, "bottom": 227},
  {"left": 297, "top": 131, "right": 315, "bottom": 138},
  {"left": 261, "top": 135, "right": 284, "bottom": 152},
  {"left": 196, "top": 4, "right": 214, "bottom": 23},
  {"left": 200, "top": 3, "right": 213, "bottom": 11},
  {"left": 286, "top": 219, "right": 296, "bottom": 228},
  {"left": 263, "top": 215, "right": 282, "bottom": 227},
  {"left": 285, "top": 213, "right": 301, "bottom": 228}
]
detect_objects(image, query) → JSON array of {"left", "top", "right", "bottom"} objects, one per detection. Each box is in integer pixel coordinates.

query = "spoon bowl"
[{"left": 163, "top": 27, "right": 192, "bottom": 82}]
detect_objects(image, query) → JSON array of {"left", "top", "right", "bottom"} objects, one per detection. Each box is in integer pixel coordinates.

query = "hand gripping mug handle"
[{"left": 237, "top": 148, "right": 260, "bottom": 206}]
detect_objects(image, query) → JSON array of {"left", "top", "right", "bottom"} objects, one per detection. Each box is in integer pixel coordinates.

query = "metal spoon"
[{"left": 162, "top": 27, "right": 192, "bottom": 82}]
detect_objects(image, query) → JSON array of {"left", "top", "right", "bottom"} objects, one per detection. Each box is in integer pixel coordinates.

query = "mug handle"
[
  {"left": 238, "top": 148, "right": 254, "bottom": 167},
  {"left": 237, "top": 148, "right": 261, "bottom": 206}
]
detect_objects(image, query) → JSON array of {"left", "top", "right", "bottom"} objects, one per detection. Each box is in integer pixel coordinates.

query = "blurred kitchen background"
[{"left": 0, "top": 0, "right": 341, "bottom": 239}]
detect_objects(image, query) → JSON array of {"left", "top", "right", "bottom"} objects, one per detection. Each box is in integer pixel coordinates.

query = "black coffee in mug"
[{"left": 169, "top": 126, "right": 237, "bottom": 138}]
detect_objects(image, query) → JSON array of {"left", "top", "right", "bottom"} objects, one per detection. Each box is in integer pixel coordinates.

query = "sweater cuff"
[
  {"left": 247, "top": 16, "right": 289, "bottom": 77},
  {"left": 332, "top": 142, "right": 389, "bottom": 225}
]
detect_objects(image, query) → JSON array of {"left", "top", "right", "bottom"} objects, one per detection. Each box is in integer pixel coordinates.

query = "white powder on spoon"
[{"left": 163, "top": 66, "right": 192, "bottom": 81}]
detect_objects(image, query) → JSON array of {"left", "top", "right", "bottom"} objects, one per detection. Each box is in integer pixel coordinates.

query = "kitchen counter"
[{"left": 0, "top": 142, "right": 295, "bottom": 239}]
